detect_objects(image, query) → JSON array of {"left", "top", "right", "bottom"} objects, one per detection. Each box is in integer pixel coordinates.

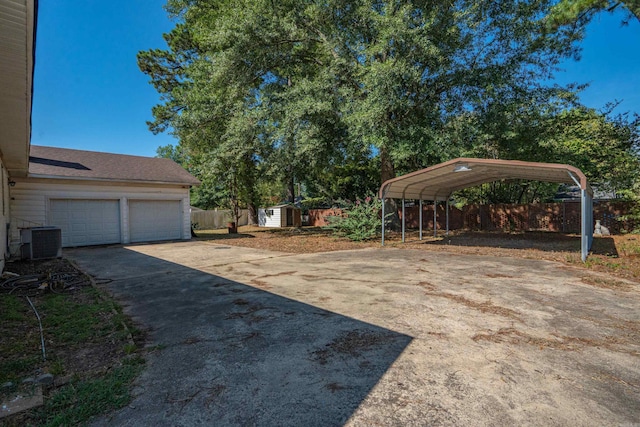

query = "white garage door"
[
  {"left": 129, "top": 200, "right": 182, "bottom": 243},
  {"left": 50, "top": 199, "right": 121, "bottom": 247}
]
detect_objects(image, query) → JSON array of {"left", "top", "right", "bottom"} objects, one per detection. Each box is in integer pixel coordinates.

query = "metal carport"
[{"left": 379, "top": 158, "right": 594, "bottom": 262}]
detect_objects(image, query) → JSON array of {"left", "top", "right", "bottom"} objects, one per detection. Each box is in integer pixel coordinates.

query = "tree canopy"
[
  {"left": 143, "top": 0, "right": 639, "bottom": 213},
  {"left": 547, "top": 0, "right": 640, "bottom": 27}
]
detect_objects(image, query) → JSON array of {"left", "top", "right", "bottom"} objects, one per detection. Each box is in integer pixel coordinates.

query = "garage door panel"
[
  {"left": 129, "top": 200, "right": 182, "bottom": 243},
  {"left": 50, "top": 199, "right": 121, "bottom": 247}
]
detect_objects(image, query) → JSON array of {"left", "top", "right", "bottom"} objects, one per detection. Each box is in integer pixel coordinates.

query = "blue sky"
[{"left": 31, "top": 2, "right": 640, "bottom": 158}]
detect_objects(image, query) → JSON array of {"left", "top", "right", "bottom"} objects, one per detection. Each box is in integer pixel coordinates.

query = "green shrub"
[{"left": 325, "top": 196, "right": 386, "bottom": 241}]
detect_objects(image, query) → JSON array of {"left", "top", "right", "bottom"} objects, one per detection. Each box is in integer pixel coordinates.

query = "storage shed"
[
  {"left": 10, "top": 146, "right": 200, "bottom": 250},
  {"left": 258, "top": 204, "right": 302, "bottom": 228}
]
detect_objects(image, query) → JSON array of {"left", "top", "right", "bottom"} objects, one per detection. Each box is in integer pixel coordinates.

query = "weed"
[
  {"left": 146, "top": 344, "right": 167, "bottom": 352},
  {"left": 123, "top": 343, "right": 137, "bottom": 355}
]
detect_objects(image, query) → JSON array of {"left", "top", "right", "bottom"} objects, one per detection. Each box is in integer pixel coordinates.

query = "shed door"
[
  {"left": 49, "top": 199, "right": 121, "bottom": 247},
  {"left": 286, "top": 208, "right": 293, "bottom": 226},
  {"left": 129, "top": 200, "right": 182, "bottom": 243}
]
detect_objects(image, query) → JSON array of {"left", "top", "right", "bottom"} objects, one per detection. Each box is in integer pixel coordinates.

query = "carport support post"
[
  {"left": 402, "top": 198, "right": 406, "bottom": 243},
  {"left": 381, "top": 197, "right": 385, "bottom": 246},
  {"left": 433, "top": 200, "right": 437, "bottom": 238},
  {"left": 419, "top": 199, "right": 423, "bottom": 240},
  {"left": 581, "top": 189, "right": 593, "bottom": 262},
  {"left": 446, "top": 199, "right": 450, "bottom": 236}
]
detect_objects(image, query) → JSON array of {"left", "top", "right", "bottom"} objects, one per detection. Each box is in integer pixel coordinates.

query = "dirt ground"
[{"left": 195, "top": 226, "right": 640, "bottom": 281}]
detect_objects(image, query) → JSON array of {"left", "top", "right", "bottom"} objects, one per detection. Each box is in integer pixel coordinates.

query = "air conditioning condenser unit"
[{"left": 20, "top": 227, "right": 62, "bottom": 260}]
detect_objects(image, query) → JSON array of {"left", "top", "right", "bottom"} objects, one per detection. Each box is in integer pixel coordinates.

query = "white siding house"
[
  {"left": 258, "top": 204, "right": 302, "bottom": 228},
  {"left": 9, "top": 146, "right": 200, "bottom": 252},
  {"left": 0, "top": 0, "right": 36, "bottom": 270},
  {"left": 1, "top": 2, "right": 200, "bottom": 262}
]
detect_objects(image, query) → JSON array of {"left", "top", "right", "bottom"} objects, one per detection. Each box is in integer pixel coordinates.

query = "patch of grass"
[
  {"left": 0, "top": 357, "right": 40, "bottom": 384},
  {"left": 39, "top": 288, "right": 117, "bottom": 345},
  {"left": 0, "top": 295, "right": 39, "bottom": 383},
  {"left": 37, "top": 357, "right": 144, "bottom": 427},
  {"left": 146, "top": 344, "right": 167, "bottom": 352},
  {"left": 0, "top": 295, "right": 29, "bottom": 321},
  {"left": 581, "top": 276, "right": 634, "bottom": 292},
  {"left": 0, "top": 259, "right": 145, "bottom": 425},
  {"left": 49, "top": 359, "right": 65, "bottom": 376},
  {"left": 584, "top": 256, "right": 625, "bottom": 271},
  {"left": 123, "top": 343, "right": 137, "bottom": 354},
  {"left": 617, "top": 238, "right": 640, "bottom": 257}
]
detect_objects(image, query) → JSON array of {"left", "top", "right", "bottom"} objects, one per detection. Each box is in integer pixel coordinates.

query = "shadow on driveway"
[{"left": 67, "top": 246, "right": 411, "bottom": 426}]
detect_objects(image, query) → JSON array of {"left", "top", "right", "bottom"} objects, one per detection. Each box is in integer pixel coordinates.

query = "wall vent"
[{"left": 20, "top": 227, "right": 62, "bottom": 260}]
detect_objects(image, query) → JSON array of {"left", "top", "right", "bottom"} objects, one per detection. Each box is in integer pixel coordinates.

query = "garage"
[
  {"left": 9, "top": 145, "right": 200, "bottom": 251},
  {"left": 49, "top": 199, "right": 121, "bottom": 247},
  {"left": 129, "top": 200, "right": 182, "bottom": 243}
]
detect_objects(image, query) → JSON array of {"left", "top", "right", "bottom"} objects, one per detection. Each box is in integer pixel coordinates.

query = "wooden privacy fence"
[
  {"left": 307, "top": 208, "right": 342, "bottom": 227},
  {"left": 190, "top": 209, "right": 249, "bottom": 229},
  {"left": 308, "top": 201, "right": 636, "bottom": 234}
]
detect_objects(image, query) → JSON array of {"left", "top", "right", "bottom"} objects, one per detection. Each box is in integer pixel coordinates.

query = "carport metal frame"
[{"left": 379, "top": 158, "right": 594, "bottom": 262}]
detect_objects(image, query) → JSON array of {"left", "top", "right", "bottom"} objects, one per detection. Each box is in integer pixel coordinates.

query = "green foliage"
[
  {"left": 325, "top": 196, "right": 385, "bottom": 241},
  {"left": 0, "top": 296, "right": 38, "bottom": 383},
  {"left": 142, "top": 0, "right": 640, "bottom": 211},
  {"left": 616, "top": 178, "right": 640, "bottom": 232},
  {"left": 455, "top": 104, "right": 640, "bottom": 205},
  {"left": 141, "top": 0, "right": 587, "bottom": 209},
  {"left": 0, "top": 294, "right": 28, "bottom": 322},
  {"left": 307, "top": 157, "right": 381, "bottom": 203},
  {"left": 547, "top": 0, "right": 640, "bottom": 28},
  {"left": 454, "top": 181, "right": 560, "bottom": 205},
  {"left": 299, "top": 197, "right": 330, "bottom": 214}
]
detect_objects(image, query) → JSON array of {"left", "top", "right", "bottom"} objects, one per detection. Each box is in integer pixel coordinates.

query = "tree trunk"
[
  {"left": 247, "top": 202, "right": 258, "bottom": 225},
  {"left": 286, "top": 174, "right": 295, "bottom": 204},
  {"left": 240, "top": 153, "right": 259, "bottom": 225},
  {"left": 380, "top": 145, "right": 395, "bottom": 184},
  {"left": 380, "top": 145, "right": 400, "bottom": 230}
]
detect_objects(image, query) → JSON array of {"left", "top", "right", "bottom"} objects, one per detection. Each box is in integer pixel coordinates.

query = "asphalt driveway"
[{"left": 66, "top": 241, "right": 640, "bottom": 426}]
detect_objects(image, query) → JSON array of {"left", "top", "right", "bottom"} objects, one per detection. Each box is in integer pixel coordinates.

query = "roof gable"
[{"left": 28, "top": 146, "right": 200, "bottom": 186}]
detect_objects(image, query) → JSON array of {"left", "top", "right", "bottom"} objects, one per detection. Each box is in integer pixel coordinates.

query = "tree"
[
  {"left": 453, "top": 103, "right": 640, "bottom": 204},
  {"left": 139, "top": 13, "right": 264, "bottom": 223},
  {"left": 141, "top": 0, "right": 584, "bottom": 216},
  {"left": 156, "top": 144, "right": 226, "bottom": 209},
  {"left": 549, "top": 106, "right": 640, "bottom": 191},
  {"left": 547, "top": 0, "right": 640, "bottom": 27}
]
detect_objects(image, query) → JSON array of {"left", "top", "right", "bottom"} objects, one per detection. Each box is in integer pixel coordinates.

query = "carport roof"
[{"left": 379, "top": 158, "right": 592, "bottom": 201}]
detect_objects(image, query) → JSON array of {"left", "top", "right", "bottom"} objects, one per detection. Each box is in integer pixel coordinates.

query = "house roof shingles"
[{"left": 28, "top": 145, "right": 200, "bottom": 186}]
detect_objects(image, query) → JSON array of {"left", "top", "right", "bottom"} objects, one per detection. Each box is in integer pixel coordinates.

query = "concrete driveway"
[{"left": 66, "top": 241, "right": 640, "bottom": 426}]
